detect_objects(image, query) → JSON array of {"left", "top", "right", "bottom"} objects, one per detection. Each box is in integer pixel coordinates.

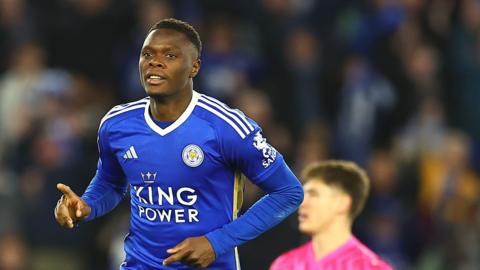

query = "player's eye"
[
  {"left": 142, "top": 51, "right": 153, "bottom": 58},
  {"left": 165, "top": 53, "right": 177, "bottom": 59}
]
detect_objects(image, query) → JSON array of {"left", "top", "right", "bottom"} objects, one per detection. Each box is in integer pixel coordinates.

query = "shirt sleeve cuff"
[
  {"left": 205, "top": 228, "right": 232, "bottom": 258},
  {"left": 81, "top": 196, "right": 96, "bottom": 222}
]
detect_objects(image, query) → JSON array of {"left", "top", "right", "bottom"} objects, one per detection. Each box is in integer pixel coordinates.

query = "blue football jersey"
[{"left": 96, "top": 91, "right": 283, "bottom": 269}]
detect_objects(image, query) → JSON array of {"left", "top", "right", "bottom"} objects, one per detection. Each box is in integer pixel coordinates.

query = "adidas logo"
[{"left": 124, "top": 146, "right": 138, "bottom": 159}]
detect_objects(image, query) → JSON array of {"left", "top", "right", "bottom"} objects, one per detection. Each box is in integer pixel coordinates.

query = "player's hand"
[
  {"left": 54, "top": 183, "right": 91, "bottom": 229},
  {"left": 163, "top": 236, "right": 216, "bottom": 268}
]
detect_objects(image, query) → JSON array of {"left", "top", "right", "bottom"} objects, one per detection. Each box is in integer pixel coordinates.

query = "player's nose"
[
  {"left": 149, "top": 58, "right": 165, "bottom": 68},
  {"left": 299, "top": 198, "right": 310, "bottom": 208}
]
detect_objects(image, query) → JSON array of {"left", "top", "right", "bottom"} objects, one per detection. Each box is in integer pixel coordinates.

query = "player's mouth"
[{"left": 145, "top": 73, "right": 167, "bottom": 85}]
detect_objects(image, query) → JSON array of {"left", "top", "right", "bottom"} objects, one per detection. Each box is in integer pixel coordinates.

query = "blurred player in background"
[
  {"left": 270, "top": 161, "right": 392, "bottom": 270},
  {"left": 53, "top": 18, "right": 303, "bottom": 269}
]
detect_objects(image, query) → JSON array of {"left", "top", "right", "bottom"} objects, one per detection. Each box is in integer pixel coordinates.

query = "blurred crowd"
[{"left": 1, "top": 0, "right": 480, "bottom": 269}]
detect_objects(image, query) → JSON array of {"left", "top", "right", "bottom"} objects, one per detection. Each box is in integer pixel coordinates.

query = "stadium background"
[{"left": 0, "top": 0, "right": 479, "bottom": 269}]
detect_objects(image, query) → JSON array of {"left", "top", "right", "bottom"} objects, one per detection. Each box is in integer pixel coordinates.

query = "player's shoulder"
[
  {"left": 194, "top": 92, "right": 258, "bottom": 140},
  {"left": 270, "top": 241, "right": 311, "bottom": 269},
  {"left": 99, "top": 97, "right": 149, "bottom": 130},
  {"left": 345, "top": 238, "right": 393, "bottom": 270},
  {"left": 350, "top": 256, "right": 392, "bottom": 270}
]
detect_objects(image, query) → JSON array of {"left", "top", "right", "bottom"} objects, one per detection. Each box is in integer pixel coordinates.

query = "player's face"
[
  {"left": 139, "top": 29, "right": 200, "bottom": 97},
  {"left": 298, "top": 179, "right": 347, "bottom": 235}
]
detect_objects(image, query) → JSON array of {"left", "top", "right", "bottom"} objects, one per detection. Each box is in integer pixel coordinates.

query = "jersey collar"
[{"left": 144, "top": 91, "right": 199, "bottom": 136}]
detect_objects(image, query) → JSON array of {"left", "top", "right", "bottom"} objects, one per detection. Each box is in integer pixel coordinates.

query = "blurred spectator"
[
  {"left": 0, "top": 42, "right": 46, "bottom": 145},
  {"left": 284, "top": 27, "right": 323, "bottom": 128},
  {"left": 255, "top": 0, "right": 297, "bottom": 76},
  {"left": 449, "top": 0, "right": 480, "bottom": 140},
  {"left": 334, "top": 56, "right": 396, "bottom": 166},
  {"left": 293, "top": 122, "right": 330, "bottom": 175},
  {"left": 423, "top": 0, "right": 456, "bottom": 48},
  {"left": 404, "top": 44, "right": 442, "bottom": 101},
  {"left": 348, "top": 0, "right": 406, "bottom": 55},
  {"left": 359, "top": 149, "right": 413, "bottom": 270},
  {"left": 0, "top": 0, "right": 36, "bottom": 72},
  {"left": 418, "top": 131, "right": 480, "bottom": 269},
  {"left": 199, "top": 16, "right": 263, "bottom": 101},
  {"left": 395, "top": 97, "right": 447, "bottom": 163},
  {"left": 0, "top": 232, "right": 28, "bottom": 270},
  {"left": 419, "top": 131, "right": 479, "bottom": 224}
]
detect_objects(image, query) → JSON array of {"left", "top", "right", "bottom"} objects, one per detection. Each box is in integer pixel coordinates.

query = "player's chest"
[{"left": 109, "top": 130, "right": 222, "bottom": 186}]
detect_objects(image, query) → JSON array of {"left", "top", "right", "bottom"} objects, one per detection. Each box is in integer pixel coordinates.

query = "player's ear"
[
  {"left": 337, "top": 194, "right": 352, "bottom": 216},
  {"left": 190, "top": 58, "right": 201, "bottom": 78}
]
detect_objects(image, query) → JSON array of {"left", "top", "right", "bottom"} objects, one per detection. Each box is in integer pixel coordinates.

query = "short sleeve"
[
  {"left": 219, "top": 120, "right": 283, "bottom": 184},
  {"left": 97, "top": 123, "right": 125, "bottom": 180}
]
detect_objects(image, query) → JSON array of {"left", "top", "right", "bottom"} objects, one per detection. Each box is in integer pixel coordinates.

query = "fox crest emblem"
[{"left": 253, "top": 131, "right": 277, "bottom": 168}]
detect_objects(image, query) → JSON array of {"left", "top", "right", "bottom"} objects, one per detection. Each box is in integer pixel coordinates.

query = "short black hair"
[{"left": 148, "top": 18, "right": 202, "bottom": 58}]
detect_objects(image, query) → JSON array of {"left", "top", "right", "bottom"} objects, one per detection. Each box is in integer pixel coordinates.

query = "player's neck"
[
  {"left": 149, "top": 89, "right": 193, "bottom": 122},
  {"left": 311, "top": 218, "right": 352, "bottom": 260}
]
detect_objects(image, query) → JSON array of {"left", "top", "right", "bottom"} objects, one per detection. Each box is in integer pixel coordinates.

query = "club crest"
[{"left": 182, "top": 144, "right": 204, "bottom": 167}]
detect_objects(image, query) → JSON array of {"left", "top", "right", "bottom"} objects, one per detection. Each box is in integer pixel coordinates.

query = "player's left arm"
[
  {"left": 204, "top": 159, "right": 303, "bottom": 257},
  {"left": 164, "top": 125, "right": 303, "bottom": 267}
]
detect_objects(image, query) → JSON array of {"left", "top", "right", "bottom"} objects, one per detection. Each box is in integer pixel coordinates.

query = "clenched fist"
[{"left": 54, "top": 183, "right": 91, "bottom": 228}]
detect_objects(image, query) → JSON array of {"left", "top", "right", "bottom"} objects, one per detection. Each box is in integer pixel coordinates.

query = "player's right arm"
[{"left": 54, "top": 119, "right": 127, "bottom": 227}]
